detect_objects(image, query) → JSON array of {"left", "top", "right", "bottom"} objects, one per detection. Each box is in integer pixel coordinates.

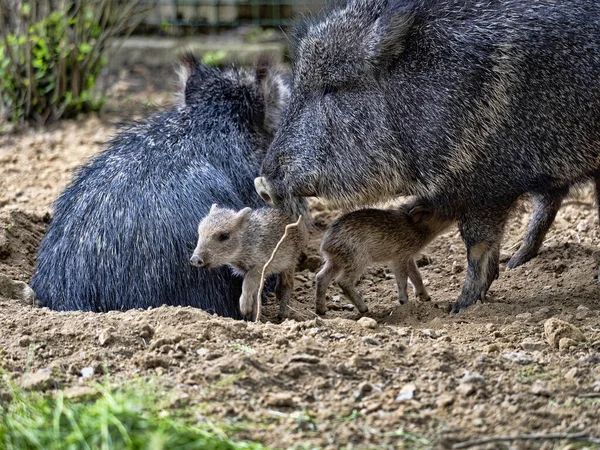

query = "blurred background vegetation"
[{"left": 0, "top": 0, "right": 323, "bottom": 125}]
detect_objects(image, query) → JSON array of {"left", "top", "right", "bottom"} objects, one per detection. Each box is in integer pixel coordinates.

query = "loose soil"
[{"left": 1, "top": 64, "right": 599, "bottom": 450}]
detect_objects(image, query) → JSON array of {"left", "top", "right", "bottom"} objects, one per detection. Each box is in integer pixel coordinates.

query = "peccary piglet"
[
  {"left": 316, "top": 200, "right": 452, "bottom": 315},
  {"left": 191, "top": 204, "right": 305, "bottom": 320}
]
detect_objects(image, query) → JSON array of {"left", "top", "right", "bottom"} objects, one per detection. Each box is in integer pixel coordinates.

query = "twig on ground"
[
  {"left": 255, "top": 215, "right": 302, "bottom": 322},
  {"left": 452, "top": 431, "right": 597, "bottom": 449}
]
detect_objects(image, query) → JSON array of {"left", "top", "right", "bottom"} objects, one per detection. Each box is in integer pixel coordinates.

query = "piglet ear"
[
  {"left": 408, "top": 205, "right": 432, "bottom": 223},
  {"left": 210, "top": 203, "right": 219, "bottom": 214},
  {"left": 235, "top": 207, "right": 253, "bottom": 227},
  {"left": 366, "top": 0, "right": 416, "bottom": 69}
]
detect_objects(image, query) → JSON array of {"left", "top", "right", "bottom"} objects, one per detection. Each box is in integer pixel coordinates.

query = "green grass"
[{"left": 0, "top": 377, "right": 268, "bottom": 450}]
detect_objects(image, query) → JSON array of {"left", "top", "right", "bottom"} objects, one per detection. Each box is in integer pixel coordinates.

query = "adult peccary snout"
[
  {"left": 31, "top": 54, "right": 293, "bottom": 316},
  {"left": 261, "top": 0, "right": 600, "bottom": 313}
]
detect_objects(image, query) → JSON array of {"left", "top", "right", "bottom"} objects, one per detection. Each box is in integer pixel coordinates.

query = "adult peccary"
[
  {"left": 316, "top": 199, "right": 452, "bottom": 315},
  {"left": 260, "top": 0, "right": 600, "bottom": 312},
  {"left": 30, "top": 54, "right": 292, "bottom": 316},
  {"left": 191, "top": 204, "right": 306, "bottom": 320}
]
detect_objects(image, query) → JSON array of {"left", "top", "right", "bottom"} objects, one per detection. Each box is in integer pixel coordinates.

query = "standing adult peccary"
[
  {"left": 260, "top": 0, "right": 600, "bottom": 312},
  {"left": 30, "top": 54, "right": 293, "bottom": 316},
  {"left": 316, "top": 199, "right": 452, "bottom": 315},
  {"left": 190, "top": 204, "right": 306, "bottom": 320}
]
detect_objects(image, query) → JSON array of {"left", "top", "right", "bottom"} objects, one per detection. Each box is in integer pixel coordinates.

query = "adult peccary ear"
[
  {"left": 255, "top": 56, "right": 291, "bottom": 135},
  {"left": 210, "top": 203, "right": 219, "bottom": 214},
  {"left": 409, "top": 205, "right": 432, "bottom": 223},
  {"left": 176, "top": 52, "right": 220, "bottom": 106},
  {"left": 235, "top": 207, "right": 252, "bottom": 227},
  {"left": 366, "top": 0, "right": 416, "bottom": 69}
]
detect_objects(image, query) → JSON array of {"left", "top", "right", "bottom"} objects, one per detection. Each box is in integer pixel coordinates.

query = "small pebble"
[{"left": 357, "top": 317, "right": 378, "bottom": 329}]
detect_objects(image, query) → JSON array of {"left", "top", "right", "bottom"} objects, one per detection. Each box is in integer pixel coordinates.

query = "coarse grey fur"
[
  {"left": 261, "top": 0, "right": 600, "bottom": 313},
  {"left": 191, "top": 204, "right": 306, "bottom": 320},
  {"left": 316, "top": 198, "right": 452, "bottom": 315}
]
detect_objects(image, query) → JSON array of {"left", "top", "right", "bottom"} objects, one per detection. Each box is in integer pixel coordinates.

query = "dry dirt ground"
[{"left": 1, "top": 64, "right": 599, "bottom": 450}]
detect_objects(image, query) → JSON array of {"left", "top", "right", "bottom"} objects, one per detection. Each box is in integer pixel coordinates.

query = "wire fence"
[{"left": 136, "top": 0, "right": 325, "bottom": 34}]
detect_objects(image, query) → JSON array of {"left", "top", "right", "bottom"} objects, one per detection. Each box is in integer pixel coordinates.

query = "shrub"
[{"left": 0, "top": 0, "right": 147, "bottom": 124}]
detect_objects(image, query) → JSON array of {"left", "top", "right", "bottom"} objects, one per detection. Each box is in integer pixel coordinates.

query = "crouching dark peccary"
[
  {"left": 30, "top": 54, "right": 295, "bottom": 317},
  {"left": 315, "top": 199, "right": 452, "bottom": 315},
  {"left": 260, "top": 0, "right": 600, "bottom": 313},
  {"left": 190, "top": 204, "right": 306, "bottom": 320}
]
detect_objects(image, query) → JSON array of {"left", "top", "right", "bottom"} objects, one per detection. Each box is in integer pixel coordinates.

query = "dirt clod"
[
  {"left": 357, "top": 317, "right": 378, "bottom": 329},
  {"left": 544, "top": 318, "right": 586, "bottom": 349},
  {"left": 22, "top": 369, "right": 56, "bottom": 391},
  {"left": 0, "top": 274, "right": 35, "bottom": 306}
]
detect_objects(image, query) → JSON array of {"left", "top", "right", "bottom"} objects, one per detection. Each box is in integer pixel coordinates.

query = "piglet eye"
[{"left": 218, "top": 232, "right": 230, "bottom": 242}]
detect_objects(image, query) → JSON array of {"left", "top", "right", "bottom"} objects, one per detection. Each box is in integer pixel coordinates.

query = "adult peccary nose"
[
  {"left": 190, "top": 255, "right": 203, "bottom": 267},
  {"left": 254, "top": 177, "right": 274, "bottom": 206}
]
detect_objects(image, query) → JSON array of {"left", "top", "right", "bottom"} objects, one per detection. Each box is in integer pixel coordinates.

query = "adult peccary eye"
[
  {"left": 218, "top": 233, "right": 230, "bottom": 242},
  {"left": 323, "top": 85, "right": 337, "bottom": 96}
]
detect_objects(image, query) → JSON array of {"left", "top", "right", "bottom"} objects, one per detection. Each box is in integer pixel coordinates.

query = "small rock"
[
  {"left": 486, "top": 344, "right": 500, "bottom": 353},
  {"left": 265, "top": 392, "right": 296, "bottom": 407},
  {"left": 22, "top": 369, "right": 54, "bottom": 391},
  {"left": 331, "top": 333, "right": 346, "bottom": 340},
  {"left": 530, "top": 380, "right": 551, "bottom": 397},
  {"left": 361, "top": 336, "right": 381, "bottom": 346},
  {"left": 544, "top": 318, "right": 586, "bottom": 349},
  {"left": 575, "top": 306, "right": 590, "bottom": 320},
  {"left": 0, "top": 274, "right": 36, "bottom": 306},
  {"left": 460, "top": 371, "right": 485, "bottom": 385},
  {"left": 80, "top": 367, "right": 95, "bottom": 379},
  {"left": 437, "top": 394, "right": 455, "bottom": 408},
  {"left": 357, "top": 317, "right": 378, "bottom": 329},
  {"left": 98, "top": 329, "right": 114, "bottom": 346},
  {"left": 421, "top": 329, "right": 439, "bottom": 339},
  {"left": 564, "top": 367, "right": 578, "bottom": 381},
  {"left": 457, "top": 383, "right": 476, "bottom": 397},
  {"left": 533, "top": 307, "right": 552, "bottom": 320},
  {"left": 515, "top": 312, "right": 532, "bottom": 321},
  {"left": 342, "top": 303, "right": 355, "bottom": 311},
  {"left": 520, "top": 338, "right": 546, "bottom": 352},
  {"left": 395, "top": 383, "right": 416, "bottom": 402},
  {"left": 559, "top": 338, "right": 579, "bottom": 351},
  {"left": 503, "top": 352, "right": 533, "bottom": 364}
]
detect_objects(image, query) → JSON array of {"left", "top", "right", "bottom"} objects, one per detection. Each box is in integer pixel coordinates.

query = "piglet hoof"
[{"left": 315, "top": 304, "right": 327, "bottom": 315}]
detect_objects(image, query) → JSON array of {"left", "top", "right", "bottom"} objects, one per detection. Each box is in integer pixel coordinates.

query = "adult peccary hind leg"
[
  {"left": 451, "top": 208, "right": 509, "bottom": 313},
  {"left": 507, "top": 188, "right": 568, "bottom": 269}
]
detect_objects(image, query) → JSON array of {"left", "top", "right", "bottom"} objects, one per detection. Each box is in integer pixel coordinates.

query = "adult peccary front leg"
[
  {"left": 507, "top": 188, "right": 569, "bottom": 269},
  {"left": 451, "top": 208, "right": 509, "bottom": 313}
]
